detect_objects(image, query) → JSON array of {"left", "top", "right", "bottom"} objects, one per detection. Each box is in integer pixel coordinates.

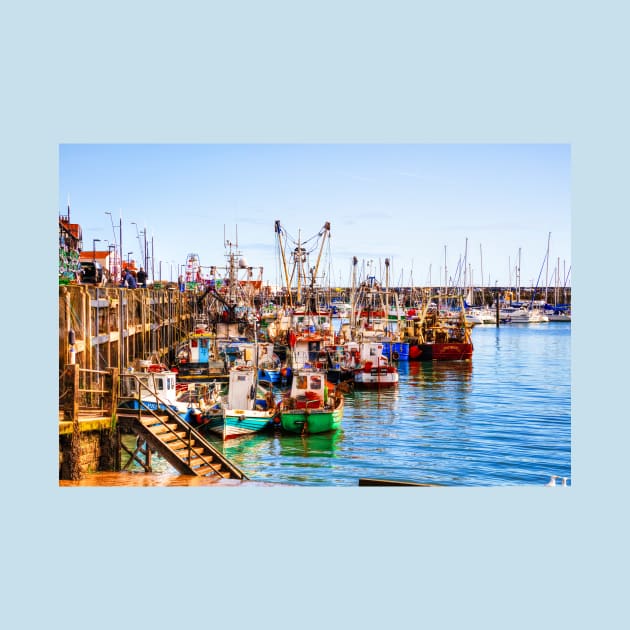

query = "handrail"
[{"left": 118, "top": 373, "right": 245, "bottom": 479}]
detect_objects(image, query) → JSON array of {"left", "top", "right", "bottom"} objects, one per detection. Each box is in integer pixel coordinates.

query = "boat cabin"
[
  {"left": 176, "top": 330, "right": 225, "bottom": 376},
  {"left": 227, "top": 366, "right": 257, "bottom": 410},
  {"left": 344, "top": 341, "right": 387, "bottom": 367},
  {"left": 123, "top": 362, "right": 179, "bottom": 407},
  {"left": 227, "top": 366, "right": 273, "bottom": 411},
  {"left": 288, "top": 369, "right": 327, "bottom": 409}
]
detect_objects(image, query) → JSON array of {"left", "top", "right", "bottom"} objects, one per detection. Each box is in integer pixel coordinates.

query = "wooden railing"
[{"left": 59, "top": 364, "right": 118, "bottom": 422}]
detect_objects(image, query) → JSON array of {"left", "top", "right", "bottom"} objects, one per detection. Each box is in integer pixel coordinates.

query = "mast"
[
  {"left": 350, "top": 256, "right": 358, "bottom": 333},
  {"left": 544, "top": 231, "right": 551, "bottom": 304},
  {"left": 516, "top": 247, "right": 521, "bottom": 302},
  {"left": 479, "top": 243, "right": 485, "bottom": 308},
  {"left": 385, "top": 258, "right": 390, "bottom": 312},
  {"left": 274, "top": 220, "right": 293, "bottom": 308},
  {"left": 443, "top": 245, "right": 447, "bottom": 310},
  {"left": 463, "top": 237, "right": 468, "bottom": 298},
  {"left": 308, "top": 222, "right": 331, "bottom": 312},
  {"left": 296, "top": 230, "right": 302, "bottom": 305}
]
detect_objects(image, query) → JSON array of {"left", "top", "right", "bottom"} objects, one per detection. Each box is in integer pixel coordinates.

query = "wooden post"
[
  {"left": 64, "top": 364, "right": 82, "bottom": 480},
  {"left": 103, "top": 367, "right": 119, "bottom": 420},
  {"left": 63, "top": 363, "right": 79, "bottom": 422}
]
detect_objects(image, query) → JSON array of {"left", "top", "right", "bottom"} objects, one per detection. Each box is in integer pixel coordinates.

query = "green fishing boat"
[{"left": 279, "top": 368, "right": 344, "bottom": 435}]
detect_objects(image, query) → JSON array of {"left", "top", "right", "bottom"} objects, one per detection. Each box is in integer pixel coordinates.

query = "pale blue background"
[{"left": 3, "top": 1, "right": 627, "bottom": 628}]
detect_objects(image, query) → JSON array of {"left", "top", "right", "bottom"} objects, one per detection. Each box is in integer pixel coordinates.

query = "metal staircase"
[{"left": 116, "top": 381, "right": 247, "bottom": 480}]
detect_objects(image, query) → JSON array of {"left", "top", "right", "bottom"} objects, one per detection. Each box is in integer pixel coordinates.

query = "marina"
[
  {"left": 58, "top": 146, "right": 572, "bottom": 488},
  {"left": 58, "top": 273, "right": 571, "bottom": 486},
  {"left": 76, "top": 322, "right": 569, "bottom": 487}
]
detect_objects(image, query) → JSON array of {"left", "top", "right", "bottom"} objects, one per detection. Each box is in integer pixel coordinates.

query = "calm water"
[{"left": 63, "top": 323, "right": 570, "bottom": 487}]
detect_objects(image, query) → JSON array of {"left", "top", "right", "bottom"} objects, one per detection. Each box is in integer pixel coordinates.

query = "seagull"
[{"left": 545, "top": 475, "right": 557, "bottom": 487}]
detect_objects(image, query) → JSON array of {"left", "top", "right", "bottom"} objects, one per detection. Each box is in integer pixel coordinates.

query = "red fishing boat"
[{"left": 405, "top": 294, "right": 473, "bottom": 361}]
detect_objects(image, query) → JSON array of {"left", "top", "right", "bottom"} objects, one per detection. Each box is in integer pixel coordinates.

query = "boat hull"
[
  {"left": 354, "top": 368, "right": 399, "bottom": 387},
  {"left": 205, "top": 410, "right": 274, "bottom": 440},
  {"left": 280, "top": 399, "right": 344, "bottom": 435},
  {"left": 408, "top": 342, "right": 473, "bottom": 361}
]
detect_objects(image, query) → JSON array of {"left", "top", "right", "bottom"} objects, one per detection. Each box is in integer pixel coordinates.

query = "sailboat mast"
[
  {"left": 516, "top": 247, "right": 521, "bottom": 302},
  {"left": 480, "top": 244, "right": 485, "bottom": 307},
  {"left": 463, "top": 237, "right": 468, "bottom": 298},
  {"left": 544, "top": 231, "right": 551, "bottom": 304}
]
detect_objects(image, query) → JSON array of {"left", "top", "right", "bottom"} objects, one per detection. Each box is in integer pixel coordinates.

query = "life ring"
[{"left": 392, "top": 351, "right": 400, "bottom": 361}]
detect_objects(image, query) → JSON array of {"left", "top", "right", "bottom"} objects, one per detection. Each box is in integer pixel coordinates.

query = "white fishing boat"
[
  {"left": 204, "top": 365, "right": 276, "bottom": 440},
  {"left": 344, "top": 340, "right": 399, "bottom": 387},
  {"left": 119, "top": 360, "right": 222, "bottom": 424}
]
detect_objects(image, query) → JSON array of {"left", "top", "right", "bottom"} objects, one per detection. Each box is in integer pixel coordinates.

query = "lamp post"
[
  {"left": 106, "top": 210, "right": 123, "bottom": 282},
  {"left": 131, "top": 222, "right": 148, "bottom": 270},
  {"left": 127, "top": 251, "right": 133, "bottom": 263},
  {"left": 92, "top": 238, "right": 101, "bottom": 381}
]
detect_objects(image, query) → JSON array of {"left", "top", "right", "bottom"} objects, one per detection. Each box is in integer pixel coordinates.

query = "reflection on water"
[
  {"left": 59, "top": 471, "right": 262, "bottom": 487},
  {"left": 409, "top": 360, "right": 473, "bottom": 388}
]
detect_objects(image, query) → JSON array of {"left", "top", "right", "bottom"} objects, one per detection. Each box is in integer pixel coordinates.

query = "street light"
[
  {"left": 131, "top": 222, "right": 147, "bottom": 270},
  {"left": 106, "top": 210, "right": 123, "bottom": 282},
  {"left": 127, "top": 251, "right": 133, "bottom": 263}
]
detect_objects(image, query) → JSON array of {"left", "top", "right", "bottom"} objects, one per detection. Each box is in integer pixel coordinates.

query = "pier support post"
[{"left": 63, "top": 364, "right": 82, "bottom": 480}]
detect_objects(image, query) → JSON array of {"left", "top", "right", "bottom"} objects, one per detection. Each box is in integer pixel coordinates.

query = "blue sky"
[{"left": 59, "top": 143, "right": 571, "bottom": 289}]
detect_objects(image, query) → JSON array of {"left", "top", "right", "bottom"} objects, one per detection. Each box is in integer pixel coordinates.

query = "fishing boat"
[
  {"left": 205, "top": 364, "right": 277, "bottom": 440},
  {"left": 405, "top": 294, "right": 474, "bottom": 361},
  {"left": 353, "top": 355, "right": 399, "bottom": 387},
  {"left": 174, "top": 317, "right": 227, "bottom": 383},
  {"left": 342, "top": 340, "right": 399, "bottom": 387},
  {"left": 119, "top": 360, "right": 221, "bottom": 423},
  {"left": 258, "top": 353, "right": 283, "bottom": 384},
  {"left": 278, "top": 368, "right": 344, "bottom": 435}
]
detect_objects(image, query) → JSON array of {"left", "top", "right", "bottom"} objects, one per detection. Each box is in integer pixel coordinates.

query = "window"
[{"left": 310, "top": 375, "right": 322, "bottom": 390}]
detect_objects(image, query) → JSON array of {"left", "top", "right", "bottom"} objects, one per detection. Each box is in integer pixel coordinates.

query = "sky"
[{"left": 58, "top": 143, "right": 571, "bottom": 289}]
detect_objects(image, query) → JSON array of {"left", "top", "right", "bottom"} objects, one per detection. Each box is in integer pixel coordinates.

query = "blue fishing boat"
[{"left": 205, "top": 365, "right": 277, "bottom": 440}]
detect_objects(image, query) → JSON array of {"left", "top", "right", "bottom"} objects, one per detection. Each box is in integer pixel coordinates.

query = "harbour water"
[{"left": 64, "top": 322, "right": 570, "bottom": 487}]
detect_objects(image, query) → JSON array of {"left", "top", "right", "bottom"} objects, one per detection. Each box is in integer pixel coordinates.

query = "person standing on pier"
[
  {"left": 120, "top": 268, "right": 137, "bottom": 288},
  {"left": 137, "top": 267, "right": 147, "bottom": 288},
  {"left": 178, "top": 274, "right": 185, "bottom": 292}
]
